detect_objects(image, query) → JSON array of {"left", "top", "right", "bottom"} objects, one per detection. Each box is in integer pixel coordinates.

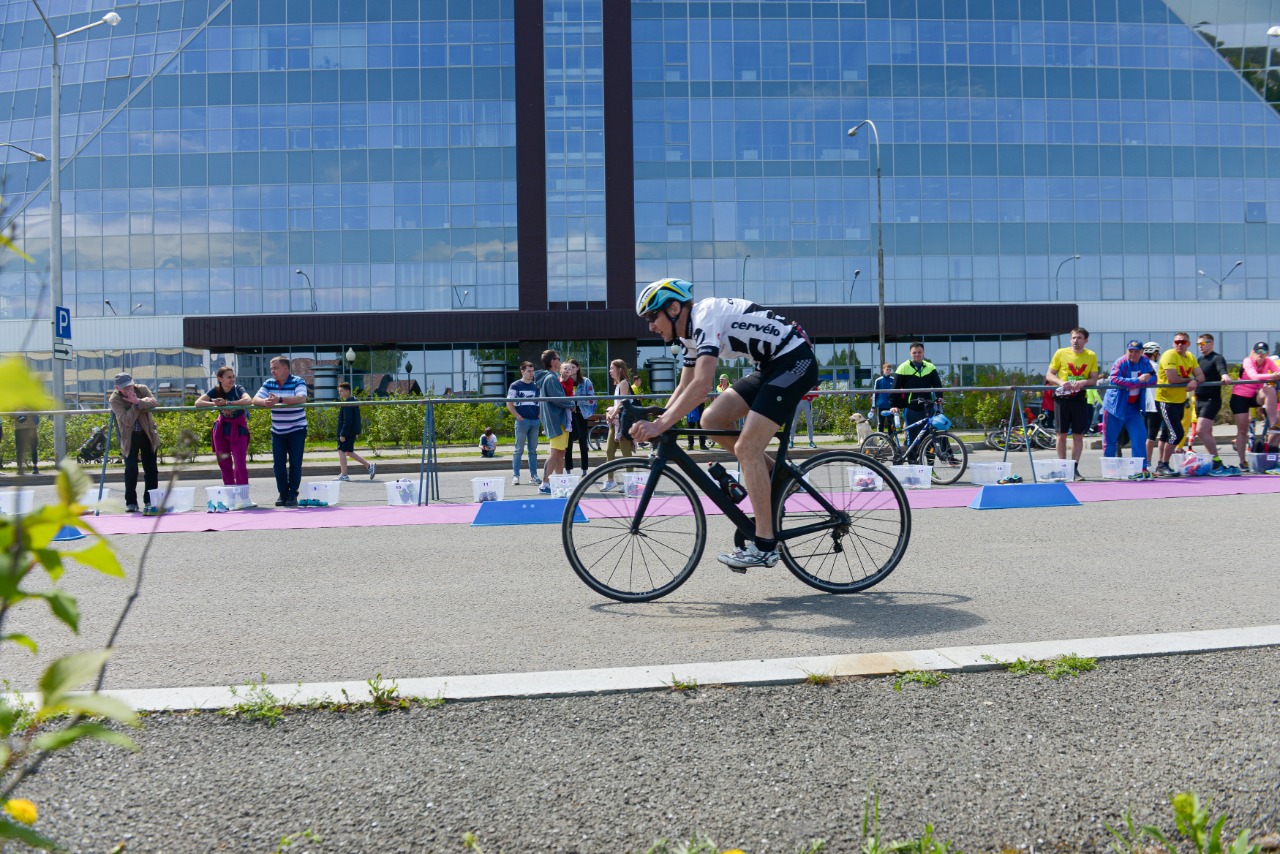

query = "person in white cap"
[{"left": 108, "top": 371, "right": 160, "bottom": 513}]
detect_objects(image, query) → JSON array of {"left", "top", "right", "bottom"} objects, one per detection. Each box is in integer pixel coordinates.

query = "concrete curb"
[{"left": 56, "top": 624, "right": 1280, "bottom": 712}]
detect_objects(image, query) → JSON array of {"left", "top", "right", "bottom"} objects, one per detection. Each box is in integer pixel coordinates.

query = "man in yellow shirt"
[
  {"left": 1046, "top": 326, "right": 1099, "bottom": 476},
  {"left": 1153, "top": 332, "right": 1205, "bottom": 477}
]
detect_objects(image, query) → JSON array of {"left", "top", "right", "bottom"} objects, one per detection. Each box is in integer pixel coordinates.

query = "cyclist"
[{"left": 628, "top": 278, "right": 818, "bottom": 571}]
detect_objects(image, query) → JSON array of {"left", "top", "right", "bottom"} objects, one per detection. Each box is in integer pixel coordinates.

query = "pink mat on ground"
[{"left": 85, "top": 475, "right": 1280, "bottom": 535}]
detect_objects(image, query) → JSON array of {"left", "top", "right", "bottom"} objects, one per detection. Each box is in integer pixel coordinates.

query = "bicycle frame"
[
  {"left": 877, "top": 410, "right": 937, "bottom": 463},
  {"left": 621, "top": 415, "right": 850, "bottom": 544}
]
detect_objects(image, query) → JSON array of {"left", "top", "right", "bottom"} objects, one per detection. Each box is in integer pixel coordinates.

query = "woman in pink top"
[{"left": 1232, "top": 341, "right": 1280, "bottom": 465}]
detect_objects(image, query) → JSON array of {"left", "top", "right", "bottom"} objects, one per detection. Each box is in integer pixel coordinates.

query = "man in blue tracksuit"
[{"left": 1102, "top": 339, "right": 1158, "bottom": 477}]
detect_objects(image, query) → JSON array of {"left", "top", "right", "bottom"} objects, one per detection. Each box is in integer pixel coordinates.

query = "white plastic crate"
[
  {"left": 1168, "top": 452, "right": 1187, "bottom": 473},
  {"left": 549, "top": 474, "right": 580, "bottom": 498},
  {"left": 385, "top": 479, "right": 419, "bottom": 505},
  {"left": 148, "top": 486, "right": 195, "bottom": 513},
  {"left": 968, "top": 462, "right": 1011, "bottom": 485},
  {"left": 846, "top": 466, "right": 885, "bottom": 492},
  {"left": 622, "top": 472, "right": 649, "bottom": 498},
  {"left": 205, "top": 485, "right": 249, "bottom": 510},
  {"left": 1247, "top": 451, "right": 1280, "bottom": 473},
  {"left": 471, "top": 476, "right": 505, "bottom": 503},
  {"left": 302, "top": 481, "right": 341, "bottom": 506},
  {"left": 0, "top": 489, "right": 35, "bottom": 517},
  {"left": 1100, "top": 456, "right": 1144, "bottom": 480},
  {"left": 80, "top": 485, "right": 111, "bottom": 505},
  {"left": 1032, "top": 458, "right": 1075, "bottom": 483},
  {"left": 889, "top": 464, "right": 932, "bottom": 489}
]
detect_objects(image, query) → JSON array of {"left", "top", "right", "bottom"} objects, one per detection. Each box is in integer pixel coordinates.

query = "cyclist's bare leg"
[
  {"left": 700, "top": 389, "right": 750, "bottom": 455},
  {"left": 733, "top": 411, "right": 783, "bottom": 541}
]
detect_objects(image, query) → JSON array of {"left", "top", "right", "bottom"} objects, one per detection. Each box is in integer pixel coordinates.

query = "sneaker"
[
  {"left": 215, "top": 502, "right": 230, "bottom": 513},
  {"left": 717, "top": 543, "right": 780, "bottom": 573},
  {"left": 368, "top": 463, "right": 376, "bottom": 480},
  {"left": 601, "top": 479, "right": 618, "bottom": 493},
  {"left": 237, "top": 502, "right": 258, "bottom": 510},
  {"left": 538, "top": 484, "right": 551, "bottom": 495},
  {"left": 1241, "top": 461, "right": 1251, "bottom": 472},
  {"left": 1154, "top": 463, "right": 1180, "bottom": 478},
  {"left": 275, "top": 495, "right": 286, "bottom": 507},
  {"left": 531, "top": 476, "right": 542, "bottom": 485},
  {"left": 1211, "top": 458, "right": 1225, "bottom": 472},
  {"left": 996, "top": 475, "right": 1023, "bottom": 485},
  {"left": 126, "top": 503, "right": 140, "bottom": 513},
  {"left": 142, "top": 505, "right": 162, "bottom": 517},
  {"left": 1127, "top": 469, "right": 1154, "bottom": 481},
  {"left": 1265, "top": 467, "right": 1280, "bottom": 475},
  {"left": 206, "top": 501, "right": 216, "bottom": 513},
  {"left": 337, "top": 474, "right": 350, "bottom": 482},
  {"left": 808, "top": 442, "right": 817, "bottom": 449},
  {"left": 512, "top": 476, "right": 521, "bottom": 486},
  {"left": 284, "top": 497, "right": 298, "bottom": 507}
]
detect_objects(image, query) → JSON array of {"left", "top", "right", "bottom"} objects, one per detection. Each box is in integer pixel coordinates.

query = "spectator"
[
  {"left": 1102, "top": 340, "right": 1157, "bottom": 479},
  {"left": 716, "top": 374, "right": 731, "bottom": 394},
  {"left": 1141, "top": 342, "right": 1163, "bottom": 466},
  {"left": 685, "top": 393, "right": 710, "bottom": 451},
  {"left": 1039, "top": 388, "right": 1056, "bottom": 431},
  {"left": 790, "top": 385, "right": 820, "bottom": 448},
  {"left": 872, "top": 363, "right": 895, "bottom": 431},
  {"left": 108, "top": 372, "right": 160, "bottom": 513},
  {"left": 1193, "top": 333, "right": 1233, "bottom": 473},
  {"left": 1231, "top": 342, "right": 1280, "bottom": 468},
  {"left": 252, "top": 356, "right": 308, "bottom": 507},
  {"left": 195, "top": 366, "right": 252, "bottom": 495},
  {"left": 1153, "top": 333, "right": 1203, "bottom": 478},
  {"left": 335, "top": 381, "right": 374, "bottom": 482},
  {"left": 889, "top": 341, "right": 942, "bottom": 449},
  {"left": 13, "top": 411, "right": 39, "bottom": 476},
  {"left": 564, "top": 358, "right": 595, "bottom": 476},
  {"left": 601, "top": 359, "right": 636, "bottom": 493},
  {"left": 505, "top": 361, "right": 541, "bottom": 486},
  {"left": 479, "top": 427, "right": 497, "bottom": 458},
  {"left": 1086, "top": 386, "right": 1103, "bottom": 434},
  {"left": 534, "top": 349, "right": 575, "bottom": 495},
  {"left": 1045, "top": 326, "right": 1099, "bottom": 475}
]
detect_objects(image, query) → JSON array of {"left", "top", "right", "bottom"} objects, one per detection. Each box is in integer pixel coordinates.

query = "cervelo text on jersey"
[{"left": 679, "top": 297, "right": 805, "bottom": 368}]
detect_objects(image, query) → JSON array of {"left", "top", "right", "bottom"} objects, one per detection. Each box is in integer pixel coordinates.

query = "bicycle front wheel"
[
  {"left": 588, "top": 423, "right": 610, "bottom": 451},
  {"left": 773, "top": 451, "right": 911, "bottom": 594},
  {"left": 561, "top": 458, "right": 707, "bottom": 603},
  {"left": 859, "top": 432, "right": 896, "bottom": 463},
  {"left": 923, "top": 431, "right": 968, "bottom": 485},
  {"left": 1033, "top": 427, "right": 1057, "bottom": 451}
]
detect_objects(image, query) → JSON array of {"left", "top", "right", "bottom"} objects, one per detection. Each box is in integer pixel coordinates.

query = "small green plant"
[
  {"left": 462, "top": 831, "right": 487, "bottom": 853},
  {"left": 666, "top": 675, "right": 698, "bottom": 692},
  {"left": 1105, "top": 806, "right": 1166, "bottom": 854},
  {"left": 893, "top": 670, "right": 948, "bottom": 691},
  {"left": 641, "top": 834, "right": 719, "bottom": 854},
  {"left": 222, "top": 674, "right": 287, "bottom": 726},
  {"left": 983, "top": 652, "right": 1097, "bottom": 680},
  {"left": 1105, "top": 792, "right": 1263, "bottom": 854},
  {"left": 802, "top": 669, "right": 834, "bottom": 686},
  {"left": 888, "top": 825, "right": 961, "bottom": 854},
  {"left": 367, "top": 673, "right": 408, "bottom": 711},
  {"left": 275, "top": 828, "right": 322, "bottom": 852}
]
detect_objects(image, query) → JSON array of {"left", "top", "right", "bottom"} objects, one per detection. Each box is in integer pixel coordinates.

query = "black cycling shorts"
[
  {"left": 1143, "top": 410, "right": 1162, "bottom": 439},
  {"left": 1230, "top": 394, "right": 1256, "bottom": 416},
  {"left": 1195, "top": 396, "right": 1222, "bottom": 421},
  {"left": 731, "top": 345, "right": 820, "bottom": 427},
  {"left": 1055, "top": 394, "right": 1092, "bottom": 435}
]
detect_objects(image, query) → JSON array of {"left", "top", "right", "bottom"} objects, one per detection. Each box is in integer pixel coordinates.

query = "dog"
[{"left": 849, "top": 411, "right": 873, "bottom": 442}]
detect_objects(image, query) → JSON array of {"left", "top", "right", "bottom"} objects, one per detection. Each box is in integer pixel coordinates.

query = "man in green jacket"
[{"left": 889, "top": 341, "right": 942, "bottom": 447}]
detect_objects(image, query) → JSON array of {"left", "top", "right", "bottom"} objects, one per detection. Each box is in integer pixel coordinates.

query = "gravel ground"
[{"left": 19, "top": 647, "right": 1280, "bottom": 854}]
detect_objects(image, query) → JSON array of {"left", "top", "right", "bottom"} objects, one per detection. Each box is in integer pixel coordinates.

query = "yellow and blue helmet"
[{"left": 635, "top": 278, "right": 693, "bottom": 316}]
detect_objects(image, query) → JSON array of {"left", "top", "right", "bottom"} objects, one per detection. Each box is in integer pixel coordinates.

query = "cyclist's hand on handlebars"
[{"left": 629, "top": 419, "right": 663, "bottom": 443}]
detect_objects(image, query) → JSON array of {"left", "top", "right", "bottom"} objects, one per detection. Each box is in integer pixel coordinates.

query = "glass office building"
[{"left": 1, "top": 0, "right": 1279, "bottom": 397}]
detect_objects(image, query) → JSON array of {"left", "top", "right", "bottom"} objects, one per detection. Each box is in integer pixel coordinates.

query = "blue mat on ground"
[
  {"left": 968, "top": 482, "right": 1081, "bottom": 510},
  {"left": 471, "top": 498, "right": 588, "bottom": 526}
]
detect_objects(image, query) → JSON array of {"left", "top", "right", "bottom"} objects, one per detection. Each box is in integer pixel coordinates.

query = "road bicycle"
[
  {"left": 560, "top": 401, "right": 912, "bottom": 603},
  {"left": 858, "top": 403, "right": 969, "bottom": 485},
  {"left": 985, "top": 408, "right": 1057, "bottom": 452}
]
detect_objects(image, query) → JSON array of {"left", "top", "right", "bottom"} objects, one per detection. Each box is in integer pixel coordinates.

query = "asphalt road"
[
  {"left": 4, "top": 469, "right": 1277, "bottom": 691},
  {"left": 17, "top": 647, "right": 1280, "bottom": 853}
]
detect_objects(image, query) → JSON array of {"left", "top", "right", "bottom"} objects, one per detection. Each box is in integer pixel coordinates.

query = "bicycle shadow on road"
[{"left": 588, "top": 590, "right": 985, "bottom": 645}]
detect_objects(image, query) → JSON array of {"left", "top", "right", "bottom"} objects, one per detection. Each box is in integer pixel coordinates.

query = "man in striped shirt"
[{"left": 253, "top": 356, "right": 309, "bottom": 507}]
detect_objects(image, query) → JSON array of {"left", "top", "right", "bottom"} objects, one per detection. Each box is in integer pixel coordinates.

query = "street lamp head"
[
  {"left": 32, "top": 152, "right": 47, "bottom": 162},
  {"left": 103, "top": 299, "right": 116, "bottom": 315},
  {"left": 847, "top": 127, "right": 859, "bottom": 138},
  {"left": 1072, "top": 254, "right": 1081, "bottom": 259},
  {"left": 853, "top": 269, "right": 861, "bottom": 279},
  {"left": 132, "top": 302, "right": 143, "bottom": 313},
  {"left": 102, "top": 11, "right": 121, "bottom": 26},
  {"left": 345, "top": 347, "right": 356, "bottom": 363},
  {"left": 1197, "top": 269, "right": 1207, "bottom": 276},
  {"left": 1229, "top": 260, "right": 1243, "bottom": 270},
  {"left": 295, "top": 268, "right": 303, "bottom": 275},
  {"left": 1268, "top": 25, "right": 1280, "bottom": 37}
]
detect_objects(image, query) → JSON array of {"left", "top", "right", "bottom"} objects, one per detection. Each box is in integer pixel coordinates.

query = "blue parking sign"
[{"left": 55, "top": 305, "right": 71, "bottom": 340}]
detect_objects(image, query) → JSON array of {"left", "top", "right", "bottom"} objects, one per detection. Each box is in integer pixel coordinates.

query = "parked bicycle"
[
  {"left": 561, "top": 401, "right": 911, "bottom": 603},
  {"left": 986, "top": 408, "right": 1056, "bottom": 452},
  {"left": 858, "top": 403, "right": 969, "bottom": 485}
]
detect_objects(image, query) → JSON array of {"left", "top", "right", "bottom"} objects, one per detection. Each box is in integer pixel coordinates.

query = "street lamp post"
[
  {"left": 739, "top": 253, "right": 750, "bottom": 301},
  {"left": 0, "top": 143, "right": 47, "bottom": 162},
  {"left": 1197, "top": 260, "right": 1243, "bottom": 299},
  {"left": 847, "top": 268, "right": 861, "bottom": 303},
  {"left": 293, "top": 269, "right": 317, "bottom": 311},
  {"left": 31, "top": 1, "right": 121, "bottom": 462},
  {"left": 848, "top": 120, "right": 886, "bottom": 368},
  {"left": 1053, "top": 254, "right": 1081, "bottom": 302}
]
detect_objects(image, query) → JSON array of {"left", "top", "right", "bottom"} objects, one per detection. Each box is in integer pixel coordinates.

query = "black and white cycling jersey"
[{"left": 677, "top": 297, "right": 807, "bottom": 368}]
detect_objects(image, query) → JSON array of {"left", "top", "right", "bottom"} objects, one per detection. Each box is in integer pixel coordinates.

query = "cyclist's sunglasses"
[{"left": 643, "top": 309, "right": 663, "bottom": 323}]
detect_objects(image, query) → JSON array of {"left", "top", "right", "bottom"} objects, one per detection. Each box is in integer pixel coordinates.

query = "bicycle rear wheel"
[
  {"left": 773, "top": 451, "right": 911, "bottom": 594},
  {"left": 561, "top": 458, "right": 707, "bottom": 603},
  {"left": 1033, "top": 427, "right": 1057, "bottom": 451},
  {"left": 923, "top": 431, "right": 968, "bottom": 485},
  {"left": 859, "top": 432, "right": 896, "bottom": 463},
  {"left": 588, "top": 423, "right": 610, "bottom": 451}
]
